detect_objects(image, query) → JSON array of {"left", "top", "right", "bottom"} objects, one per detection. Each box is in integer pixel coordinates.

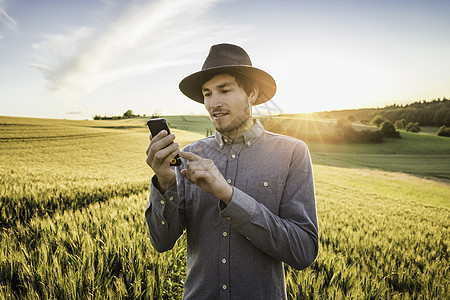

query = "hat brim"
[{"left": 179, "top": 65, "right": 276, "bottom": 106}]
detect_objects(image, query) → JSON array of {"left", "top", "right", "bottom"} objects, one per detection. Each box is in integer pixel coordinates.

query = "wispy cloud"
[
  {"left": 30, "top": 0, "right": 234, "bottom": 102},
  {"left": 0, "top": 0, "right": 17, "bottom": 31}
]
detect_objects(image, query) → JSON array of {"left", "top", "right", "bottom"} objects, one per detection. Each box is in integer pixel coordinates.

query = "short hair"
[{"left": 199, "top": 71, "right": 257, "bottom": 97}]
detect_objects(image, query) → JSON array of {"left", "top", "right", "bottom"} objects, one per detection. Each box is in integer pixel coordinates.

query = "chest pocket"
[{"left": 242, "top": 175, "right": 284, "bottom": 214}]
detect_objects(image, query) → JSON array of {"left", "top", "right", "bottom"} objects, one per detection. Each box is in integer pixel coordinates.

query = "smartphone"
[{"left": 147, "top": 118, "right": 181, "bottom": 166}]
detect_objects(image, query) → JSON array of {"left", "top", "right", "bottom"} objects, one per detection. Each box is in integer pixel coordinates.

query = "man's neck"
[{"left": 221, "top": 118, "right": 255, "bottom": 141}]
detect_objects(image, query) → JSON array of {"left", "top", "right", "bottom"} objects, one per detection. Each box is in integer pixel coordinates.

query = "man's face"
[{"left": 202, "top": 73, "right": 257, "bottom": 139}]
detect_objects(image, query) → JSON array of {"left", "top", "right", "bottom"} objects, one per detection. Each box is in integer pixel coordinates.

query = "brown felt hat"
[{"left": 179, "top": 43, "right": 276, "bottom": 105}]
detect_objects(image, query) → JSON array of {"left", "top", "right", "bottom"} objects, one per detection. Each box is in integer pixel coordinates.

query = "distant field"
[
  {"left": 308, "top": 130, "right": 450, "bottom": 180},
  {"left": 0, "top": 116, "right": 203, "bottom": 228},
  {"left": 117, "top": 115, "right": 214, "bottom": 136},
  {"left": 259, "top": 115, "right": 450, "bottom": 180},
  {"left": 163, "top": 115, "right": 215, "bottom": 136},
  {"left": 0, "top": 115, "right": 448, "bottom": 299}
]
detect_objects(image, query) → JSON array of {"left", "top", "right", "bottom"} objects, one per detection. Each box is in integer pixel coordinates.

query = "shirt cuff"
[
  {"left": 219, "top": 187, "right": 258, "bottom": 228},
  {"left": 147, "top": 175, "right": 180, "bottom": 213}
]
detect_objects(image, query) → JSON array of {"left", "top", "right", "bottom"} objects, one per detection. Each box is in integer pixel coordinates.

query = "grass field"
[
  {"left": 0, "top": 115, "right": 449, "bottom": 299},
  {"left": 260, "top": 115, "right": 450, "bottom": 180}
]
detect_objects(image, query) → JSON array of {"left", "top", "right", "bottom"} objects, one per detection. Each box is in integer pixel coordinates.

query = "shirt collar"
[{"left": 214, "top": 118, "right": 264, "bottom": 149}]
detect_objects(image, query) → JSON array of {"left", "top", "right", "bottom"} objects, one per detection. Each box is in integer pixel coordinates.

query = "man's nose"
[{"left": 209, "top": 93, "right": 223, "bottom": 109}]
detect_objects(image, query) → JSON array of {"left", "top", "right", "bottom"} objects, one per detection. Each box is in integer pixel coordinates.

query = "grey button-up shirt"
[{"left": 145, "top": 119, "right": 318, "bottom": 299}]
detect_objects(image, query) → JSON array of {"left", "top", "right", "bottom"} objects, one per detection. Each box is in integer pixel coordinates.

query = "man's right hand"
[{"left": 146, "top": 130, "right": 180, "bottom": 193}]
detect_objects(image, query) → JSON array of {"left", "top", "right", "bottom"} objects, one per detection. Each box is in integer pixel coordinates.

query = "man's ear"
[{"left": 249, "top": 85, "right": 260, "bottom": 105}]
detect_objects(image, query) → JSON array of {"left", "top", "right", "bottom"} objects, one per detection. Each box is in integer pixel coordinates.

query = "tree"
[
  {"left": 150, "top": 112, "right": 161, "bottom": 119},
  {"left": 406, "top": 122, "right": 421, "bottom": 133},
  {"left": 380, "top": 121, "right": 401, "bottom": 138},
  {"left": 371, "top": 115, "right": 385, "bottom": 127},
  {"left": 433, "top": 108, "right": 450, "bottom": 126},
  {"left": 394, "top": 119, "right": 406, "bottom": 129},
  {"left": 123, "top": 110, "right": 135, "bottom": 118},
  {"left": 437, "top": 126, "right": 450, "bottom": 137}
]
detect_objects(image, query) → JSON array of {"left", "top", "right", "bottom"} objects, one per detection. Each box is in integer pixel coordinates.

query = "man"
[{"left": 145, "top": 43, "right": 318, "bottom": 299}]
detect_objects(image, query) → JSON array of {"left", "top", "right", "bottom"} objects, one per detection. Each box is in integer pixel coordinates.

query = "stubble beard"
[{"left": 213, "top": 101, "right": 252, "bottom": 138}]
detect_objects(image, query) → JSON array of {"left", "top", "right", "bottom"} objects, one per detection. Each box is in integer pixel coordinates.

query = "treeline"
[
  {"left": 315, "top": 98, "right": 450, "bottom": 127},
  {"left": 378, "top": 98, "right": 450, "bottom": 126},
  {"left": 93, "top": 109, "right": 142, "bottom": 120}
]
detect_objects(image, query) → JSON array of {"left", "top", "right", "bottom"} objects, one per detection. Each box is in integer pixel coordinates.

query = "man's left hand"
[{"left": 179, "top": 151, "right": 233, "bottom": 205}]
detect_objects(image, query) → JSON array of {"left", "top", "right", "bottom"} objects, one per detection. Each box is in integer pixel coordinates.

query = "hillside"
[
  {"left": 257, "top": 114, "right": 450, "bottom": 180},
  {"left": 311, "top": 98, "right": 450, "bottom": 127}
]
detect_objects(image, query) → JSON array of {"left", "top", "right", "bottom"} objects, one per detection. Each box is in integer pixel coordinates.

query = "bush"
[
  {"left": 437, "top": 126, "right": 450, "bottom": 137},
  {"left": 336, "top": 126, "right": 384, "bottom": 143},
  {"left": 371, "top": 115, "right": 386, "bottom": 127},
  {"left": 355, "top": 129, "right": 384, "bottom": 143},
  {"left": 394, "top": 119, "right": 407, "bottom": 129},
  {"left": 381, "top": 121, "right": 401, "bottom": 138},
  {"left": 406, "top": 122, "right": 421, "bottom": 133}
]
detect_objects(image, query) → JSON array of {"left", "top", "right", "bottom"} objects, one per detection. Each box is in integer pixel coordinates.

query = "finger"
[
  {"left": 147, "top": 132, "right": 169, "bottom": 159},
  {"left": 182, "top": 168, "right": 209, "bottom": 184},
  {"left": 159, "top": 147, "right": 180, "bottom": 168},
  {"left": 147, "top": 138, "right": 176, "bottom": 167},
  {"left": 179, "top": 151, "right": 202, "bottom": 161},
  {"left": 151, "top": 134, "right": 176, "bottom": 155},
  {"left": 189, "top": 169, "right": 209, "bottom": 182},
  {"left": 151, "top": 130, "right": 170, "bottom": 143},
  {"left": 146, "top": 133, "right": 155, "bottom": 156},
  {"left": 153, "top": 142, "right": 179, "bottom": 166}
]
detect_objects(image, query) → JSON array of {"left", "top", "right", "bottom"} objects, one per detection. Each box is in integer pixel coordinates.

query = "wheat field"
[{"left": 1, "top": 116, "right": 448, "bottom": 299}]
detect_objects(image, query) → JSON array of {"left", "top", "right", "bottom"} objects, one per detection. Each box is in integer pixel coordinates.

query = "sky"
[{"left": 0, "top": 0, "right": 449, "bottom": 120}]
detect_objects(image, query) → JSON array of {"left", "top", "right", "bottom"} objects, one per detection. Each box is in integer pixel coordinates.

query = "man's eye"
[
  {"left": 221, "top": 89, "right": 230, "bottom": 94},
  {"left": 203, "top": 92, "right": 211, "bottom": 97}
]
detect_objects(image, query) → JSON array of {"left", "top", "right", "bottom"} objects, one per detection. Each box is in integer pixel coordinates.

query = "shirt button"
[
  {"left": 160, "top": 200, "right": 165, "bottom": 205},
  {"left": 169, "top": 196, "right": 174, "bottom": 201},
  {"left": 220, "top": 143, "right": 224, "bottom": 147},
  {"left": 161, "top": 220, "right": 166, "bottom": 225},
  {"left": 231, "top": 154, "right": 236, "bottom": 159},
  {"left": 222, "top": 284, "right": 227, "bottom": 290},
  {"left": 246, "top": 236, "right": 251, "bottom": 240},
  {"left": 263, "top": 182, "right": 268, "bottom": 187},
  {"left": 247, "top": 141, "right": 251, "bottom": 146},
  {"left": 223, "top": 231, "right": 228, "bottom": 237},
  {"left": 227, "top": 179, "right": 232, "bottom": 184},
  {"left": 224, "top": 138, "right": 228, "bottom": 143},
  {"left": 221, "top": 258, "right": 227, "bottom": 264}
]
